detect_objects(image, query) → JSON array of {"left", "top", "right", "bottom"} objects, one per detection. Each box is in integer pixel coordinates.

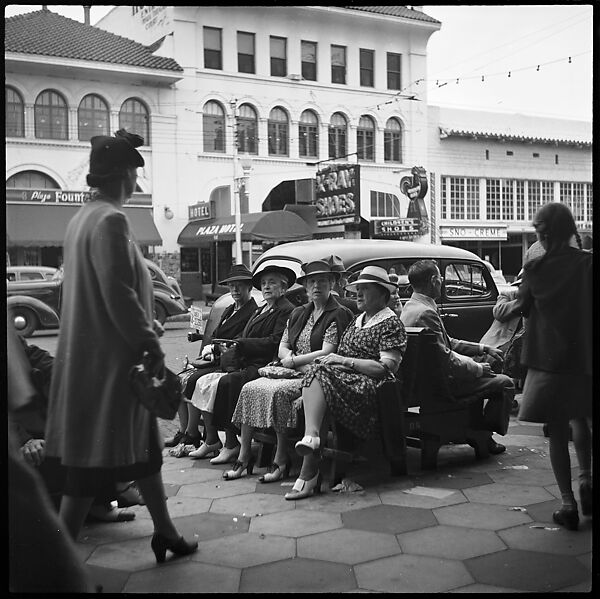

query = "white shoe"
[
  {"left": 209, "top": 445, "right": 240, "bottom": 464},
  {"left": 295, "top": 435, "right": 320, "bottom": 456},
  {"left": 189, "top": 441, "right": 222, "bottom": 459}
]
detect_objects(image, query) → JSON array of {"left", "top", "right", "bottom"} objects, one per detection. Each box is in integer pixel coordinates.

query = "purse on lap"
[{"left": 258, "top": 365, "right": 303, "bottom": 379}]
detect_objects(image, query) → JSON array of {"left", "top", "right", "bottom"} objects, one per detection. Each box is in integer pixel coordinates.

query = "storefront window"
[
  {"left": 357, "top": 115, "right": 375, "bottom": 162},
  {"left": 328, "top": 112, "right": 347, "bottom": 159},
  {"left": 119, "top": 98, "right": 150, "bottom": 143},
  {"left": 299, "top": 110, "right": 318, "bottom": 158},
  {"left": 180, "top": 247, "right": 200, "bottom": 272},
  {"left": 384, "top": 118, "right": 402, "bottom": 163},
  {"left": 203, "top": 100, "right": 225, "bottom": 153},
  {"left": 78, "top": 94, "right": 109, "bottom": 141},
  {"left": 35, "top": 90, "right": 68, "bottom": 140},
  {"left": 237, "top": 103, "right": 258, "bottom": 154},
  {"left": 6, "top": 86, "right": 24, "bottom": 137},
  {"left": 268, "top": 107, "right": 288, "bottom": 156}
]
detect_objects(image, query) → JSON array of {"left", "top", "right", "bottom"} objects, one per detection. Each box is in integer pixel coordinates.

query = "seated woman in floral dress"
[
  {"left": 285, "top": 266, "right": 407, "bottom": 501},
  {"left": 227, "top": 257, "right": 354, "bottom": 481}
]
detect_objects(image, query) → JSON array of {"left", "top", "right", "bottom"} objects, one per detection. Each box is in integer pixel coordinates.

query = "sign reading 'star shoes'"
[{"left": 313, "top": 164, "right": 360, "bottom": 226}]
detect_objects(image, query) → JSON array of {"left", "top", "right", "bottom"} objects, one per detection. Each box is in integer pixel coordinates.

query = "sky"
[{"left": 4, "top": 4, "right": 593, "bottom": 121}]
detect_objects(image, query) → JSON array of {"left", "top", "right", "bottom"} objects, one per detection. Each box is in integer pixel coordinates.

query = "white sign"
[
  {"left": 195, "top": 223, "right": 244, "bottom": 237},
  {"left": 189, "top": 306, "right": 203, "bottom": 329},
  {"left": 440, "top": 225, "right": 507, "bottom": 241}
]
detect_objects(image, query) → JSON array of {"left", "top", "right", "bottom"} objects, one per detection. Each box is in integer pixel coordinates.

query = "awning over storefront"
[
  {"left": 6, "top": 204, "right": 162, "bottom": 247},
  {"left": 177, "top": 210, "right": 313, "bottom": 246}
]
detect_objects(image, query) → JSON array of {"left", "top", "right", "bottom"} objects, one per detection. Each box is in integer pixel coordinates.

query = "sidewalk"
[{"left": 76, "top": 405, "right": 592, "bottom": 593}]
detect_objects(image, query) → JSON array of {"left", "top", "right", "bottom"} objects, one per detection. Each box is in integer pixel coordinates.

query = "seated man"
[{"left": 401, "top": 259, "right": 514, "bottom": 454}]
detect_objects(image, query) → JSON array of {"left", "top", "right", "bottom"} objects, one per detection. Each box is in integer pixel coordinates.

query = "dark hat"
[
  {"left": 327, "top": 254, "right": 347, "bottom": 274},
  {"left": 252, "top": 260, "right": 297, "bottom": 290},
  {"left": 88, "top": 129, "right": 145, "bottom": 177},
  {"left": 345, "top": 265, "right": 398, "bottom": 294},
  {"left": 297, "top": 258, "right": 341, "bottom": 286},
  {"left": 219, "top": 264, "right": 253, "bottom": 285}
]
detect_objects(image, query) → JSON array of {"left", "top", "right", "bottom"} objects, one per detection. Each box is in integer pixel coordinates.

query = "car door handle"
[{"left": 441, "top": 313, "right": 459, "bottom": 318}]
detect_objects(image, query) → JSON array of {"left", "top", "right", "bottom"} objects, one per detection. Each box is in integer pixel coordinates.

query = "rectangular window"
[
  {"left": 384, "top": 131, "right": 401, "bottom": 162},
  {"left": 357, "top": 128, "right": 374, "bottom": 161},
  {"left": 466, "top": 178, "right": 480, "bottom": 219},
  {"left": 527, "top": 180, "right": 541, "bottom": 220},
  {"left": 449, "top": 177, "right": 465, "bottom": 219},
  {"left": 370, "top": 191, "right": 402, "bottom": 218},
  {"left": 301, "top": 40, "right": 317, "bottom": 81},
  {"left": 268, "top": 122, "right": 288, "bottom": 156},
  {"left": 299, "top": 124, "right": 318, "bottom": 158},
  {"left": 387, "top": 52, "right": 402, "bottom": 90},
  {"left": 516, "top": 180, "right": 525, "bottom": 221},
  {"left": 331, "top": 45, "right": 346, "bottom": 84},
  {"left": 560, "top": 182, "right": 585, "bottom": 221},
  {"left": 486, "top": 179, "right": 502, "bottom": 220},
  {"left": 270, "top": 36, "right": 287, "bottom": 77},
  {"left": 359, "top": 49, "right": 374, "bottom": 87},
  {"left": 328, "top": 125, "right": 346, "bottom": 159},
  {"left": 441, "top": 176, "right": 447, "bottom": 219},
  {"left": 502, "top": 179, "right": 514, "bottom": 220},
  {"left": 237, "top": 117, "right": 257, "bottom": 154},
  {"left": 204, "top": 27, "right": 222, "bottom": 70},
  {"left": 237, "top": 31, "right": 255, "bottom": 74},
  {"left": 586, "top": 183, "right": 593, "bottom": 222}
]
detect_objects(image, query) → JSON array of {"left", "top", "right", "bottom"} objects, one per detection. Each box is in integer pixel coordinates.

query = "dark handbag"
[
  {"left": 214, "top": 339, "right": 245, "bottom": 373},
  {"left": 129, "top": 363, "right": 183, "bottom": 420}
]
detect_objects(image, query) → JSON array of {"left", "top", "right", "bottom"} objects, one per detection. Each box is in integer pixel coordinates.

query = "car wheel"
[
  {"left": 12, "top": 307, "right": 38, "bottom": 337},
  {"left": 154, "top": 301, "right": 167, "bottom": 325}
]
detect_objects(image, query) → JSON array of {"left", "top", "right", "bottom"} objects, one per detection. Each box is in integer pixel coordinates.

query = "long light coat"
[{"left": 45, "top": 200, "right": 159, "bottom": 468}]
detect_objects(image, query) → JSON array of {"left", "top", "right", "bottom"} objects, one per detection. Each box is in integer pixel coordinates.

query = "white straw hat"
[{"left": 344, "top": 265, "right": 398, "bottom": 294}]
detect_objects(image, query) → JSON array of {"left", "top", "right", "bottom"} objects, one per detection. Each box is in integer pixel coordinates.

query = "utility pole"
[{"left": 230, "top": 99, "right": 243, "bottom": 265}]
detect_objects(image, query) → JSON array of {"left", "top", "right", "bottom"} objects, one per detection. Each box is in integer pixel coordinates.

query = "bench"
[{"left": 252, "top": 326, "right": 495, "bottom": 488}]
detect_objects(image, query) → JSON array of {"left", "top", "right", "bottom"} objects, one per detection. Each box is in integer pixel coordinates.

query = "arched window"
[
  {"left": 78, "top": 94, "right": 109, "bottom": 141},
  {"left": 203, "top": 100, "right": 226, "bottom": 153},
  {"left": 6, "top": 170, "right": 60, "bottom": 189},
  {"left": 35, "top": 90, "right": 68, "bottom": 140},
  {"left": 384, "top": 118, "right": 402, "bottom": 163},
  {"left": 299, "top": 109, "right": 319, "bottom": 158},
  {"left": 119, "top": 98, "right": 150, "bottom": 143},
  {"left": 6, "top": 86, "right": 24, "bottom": 137},
  {"left": 328, "top": 112, "right": 347, "bottom": 159},
  {"left": 268, "top": 107, "right": 288, "bottom": 156},
  {"left": 357, "top": 115, "right": 375, "bottom": 162},
  {"left": 237, "top": 103, "right": 258, "bottom": 154}
]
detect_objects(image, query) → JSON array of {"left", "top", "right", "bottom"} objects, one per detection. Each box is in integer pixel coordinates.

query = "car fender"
[
  {"left": 153, "top": 288, "right": 187, "bottom": 317},
  {"left": 7, "top": 295, "right": 60, "bottom": 328}
]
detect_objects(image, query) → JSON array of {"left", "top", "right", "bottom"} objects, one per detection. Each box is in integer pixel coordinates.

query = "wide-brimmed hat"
[
  {"left": 297, "top": 258, "right": 341, "bottom": 286},
  {"left": 345, "top": 265, "right": 398, "bottom": 294},
  {"left": 252, "top": 260, "right": 297, "bottom": 290},
  {"left": 219, "top": 264, "right": 253, "bottom": 285},
  {"left": 88, "top": 129, "right": 144, "bottom": 177},
  {"left": 327, "top": 254, "right": 348, "bottom": 275}
]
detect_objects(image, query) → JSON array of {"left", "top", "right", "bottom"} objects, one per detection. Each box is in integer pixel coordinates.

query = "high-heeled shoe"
[
  {"left": 259, "top": 457, "right": 291, "bottom": 483},
  {"left": 295, "top": 435, "right": 320, "bottom": 456},
  {"left": 151, "top": 533, "right": 198, "bottom": 564},
  {"left": 579, "top": 482, "right": 592, "bottom": 516},
  {"left": 210, "top": 445, "right": 240, "bottom": 465},
  {"left": 552, "top": 506, "right": 579, "bottom": 531},
  {"left": 223, "top": 455, "right": 255, "bottom": 480},
  {"left": 284, "top": 471, "right": 321, "bottom": 500},
  {"left": 189, "top": 440, "right": 222, "bottom": 459}
]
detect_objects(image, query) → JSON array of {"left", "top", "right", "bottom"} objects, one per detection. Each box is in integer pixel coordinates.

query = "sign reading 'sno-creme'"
[{"left": 313, "top": 164, "right": 361, "bottom": 226}]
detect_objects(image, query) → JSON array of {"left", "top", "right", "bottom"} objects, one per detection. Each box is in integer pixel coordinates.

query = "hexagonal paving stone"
[
  {"left": 294, "top": 490, "right": 383, "bottom": 513},
  {"left": 161, "top": 466, "right": 223, "bottom": 486},
  {"left": 210, "top": 491, "right": 295, "bottom": 517},
  {"left": 298, "top": 528, "right": 401, "bottom": 565},
  {"left": 434, "top": 502, "right": 532, "bottom": 530},
  {"left": 342, "top": 504, "right": 437, "bottom": 534},
  {"left": 397, "top": 524, "right": 506, "bottom": 560},
  {"left": 249, "top": 508, "right": 342, "bottom": 537},
  {"left": 87, "top": 565, "right": 130, "bottom": 594},
  {"left": 124, "top": 560, "right": 241, "bottom": 593},
  {"left": 87, "top": 535, "right": 179, "bottom": 571},
  {"left": 411, "top": 471, "right": 493, "bottom": 490},
  {"left": 195, "top": 532, "right": 295, "bottom": 568},
  {"left": 169, "top": 512, "right": 250, "bottom": 542},
  {"left": 241, "top": 557, "right": 356, "bottom": 593},
  {"left": 465, "top": 548, "right": 591, "bottom": 592},
  {"left": 498, "top": 522, "right": 592, "bottom": 556},
  {"left": 488, "top": 467, "right": 557, "bottom": 486},
  {"left": 177, "top": 477, "right": 258, "bottom": 499},
  {"left": 379, "top": 485, "right": 467, "bottom": 509},
  {"left": 79, "top": 517, "right": 154, "bottom": 546},
  {"left": 355, "top": 553, "right": 473, "bottom": 593},
  {"left": 463, "top": 482, "right": 554, "bottom": 506},
  {"left": 129, "top": 496, "right": 213, "bottom": 520},
  {"left": 447, "top": 583, "right": 522, "bottom": 593}
]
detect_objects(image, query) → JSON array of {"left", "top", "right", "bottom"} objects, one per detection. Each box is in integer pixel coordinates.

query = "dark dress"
[
  {"left": 212, "top": 295, "right": 295, "bottom": 430},
  {"left": 301, "top": 309, "right": 406, "bottom": 440}
]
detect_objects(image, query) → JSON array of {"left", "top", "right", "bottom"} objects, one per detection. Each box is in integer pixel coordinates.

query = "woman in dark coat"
[
  {"left": 44, "top": 130, "right": 197, "bottom": 562},
  {"left": 202, "top": 262, "right": 296, "bottom": 466},
  {"left": 512, "top": 202, "right": 592, "bottom": 530},
  {"left": 166, "top": 264, "right": 258, "bottom": 453}
]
